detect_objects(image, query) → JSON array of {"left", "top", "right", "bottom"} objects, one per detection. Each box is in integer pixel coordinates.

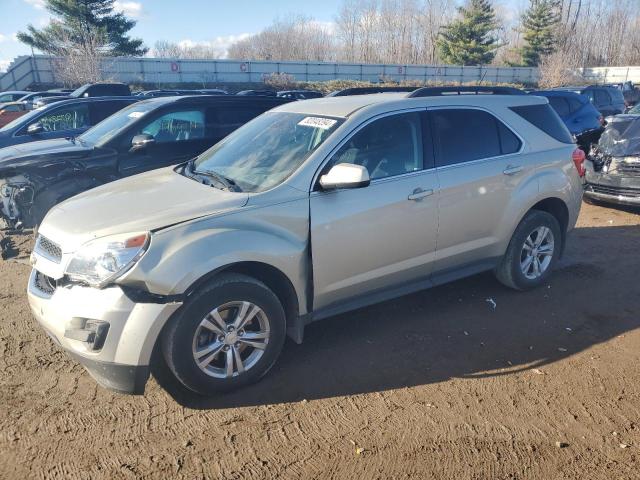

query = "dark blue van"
[{"left": 531, "top": 90, "right": 604, "bottom": 151}]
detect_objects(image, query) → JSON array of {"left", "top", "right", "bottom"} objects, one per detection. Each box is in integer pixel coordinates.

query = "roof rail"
[
  {"left": 408, "top": 86, "right": 526, "bottom": 98},
  {"left": 327, "top": 86, "right": 419, "bottom": 97}
]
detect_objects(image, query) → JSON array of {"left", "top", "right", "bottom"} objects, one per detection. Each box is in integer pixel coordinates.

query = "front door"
[
  {"left": 310, "top": 110, "right": 439, "bottom": 310},
  {"left": 22, "top": 102, "right": 91, "bottom": 141}
]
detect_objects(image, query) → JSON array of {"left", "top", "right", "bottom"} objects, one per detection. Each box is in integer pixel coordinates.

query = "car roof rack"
[
  {"left": 407, "top": 86, "right": 526, "bottom": 97},
  {"left": 327, "top": 86, "right": 419, "bottom": 97}
]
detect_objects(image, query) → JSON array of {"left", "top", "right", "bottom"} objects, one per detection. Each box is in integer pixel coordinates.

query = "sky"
[{"left": 0, "top": 0, "right": 522, "bottom": 72}]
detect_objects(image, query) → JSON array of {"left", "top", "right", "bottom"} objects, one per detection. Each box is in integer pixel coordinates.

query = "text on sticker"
[{"left": 298, "top": 117, "right": 337, "bottom": 130}]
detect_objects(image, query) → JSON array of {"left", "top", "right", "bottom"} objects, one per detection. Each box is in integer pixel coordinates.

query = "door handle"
[
  {"left": 408, "top": 188, "right": 434, "bottom": 201},
  {"left": 503, "top": 165, "right": 523, "bottom": 175}
]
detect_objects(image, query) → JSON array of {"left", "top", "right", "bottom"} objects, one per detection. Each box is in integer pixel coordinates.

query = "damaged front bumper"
[
  {"left": 584, "top": 158, "right": 640, "bottom": 206},
  {"left": 0, "top": 175, "right": 34, "bottom": 229},
  {"left": 27, "top": 268, "right": 182, "bottom": 394}
]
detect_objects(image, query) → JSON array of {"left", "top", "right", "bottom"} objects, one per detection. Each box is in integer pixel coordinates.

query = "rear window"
[
  {"left": 547, "top": 97, "right": 570, "bottom": 117},
  {"left": 510, "top": 104, "right": 574, "bottom": 143},
  {"left": 567, "top": 97, "right": 583, "bottom": 113}
]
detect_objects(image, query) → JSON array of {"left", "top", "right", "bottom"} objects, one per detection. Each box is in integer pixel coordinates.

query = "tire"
[
  {"left": 161, "top": 273, "right": 286, "bottom": 395},
  {"left": 495, "top": 210, "right": 562, "bottom": 291}
]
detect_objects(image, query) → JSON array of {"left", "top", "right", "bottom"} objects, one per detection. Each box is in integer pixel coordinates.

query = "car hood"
[
  {"left": 0, "top": 138, "right": 94, "bottom": 173},
  {"left": 39, "top": 166, "right": 249, "bottom": 252}
]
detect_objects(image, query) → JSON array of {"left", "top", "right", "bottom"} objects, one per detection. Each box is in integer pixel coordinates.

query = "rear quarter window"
[{"left": 510, "top": 104, "right": 574, "bottom": 144}]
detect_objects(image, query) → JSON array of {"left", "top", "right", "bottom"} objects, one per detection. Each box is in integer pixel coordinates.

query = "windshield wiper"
[{"left": 190, "top": 165, "right": 241, "bottom": 192}]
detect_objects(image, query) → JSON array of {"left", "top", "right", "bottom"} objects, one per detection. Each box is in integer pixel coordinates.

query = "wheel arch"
[
  {"left": 526, "top": 197, "right": 570, "bottom": 256},
  {"left": 184, "top": 261, "right": 302, "bottom": 343}
]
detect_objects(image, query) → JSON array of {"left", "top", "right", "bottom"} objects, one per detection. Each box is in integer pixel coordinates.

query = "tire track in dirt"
[{"left": 1, "top": 204, "right": 640, "bottom": 479}]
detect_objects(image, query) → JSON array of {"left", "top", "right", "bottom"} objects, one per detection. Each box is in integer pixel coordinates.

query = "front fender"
[{"left": 121, "top": 201, "right": 310, "bottom": 314}]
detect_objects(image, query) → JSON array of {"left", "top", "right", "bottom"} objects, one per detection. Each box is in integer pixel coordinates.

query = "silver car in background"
[{"left": 27, "top": 88, "right": 585, "bottom": 395}]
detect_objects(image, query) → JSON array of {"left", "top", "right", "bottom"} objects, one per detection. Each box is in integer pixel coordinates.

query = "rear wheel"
[
  {"left": 495, "top": 210, "right": 562, "bottom": 290},
  {"left": 161, "top": 273, "right": 286, "bottom": 395}
]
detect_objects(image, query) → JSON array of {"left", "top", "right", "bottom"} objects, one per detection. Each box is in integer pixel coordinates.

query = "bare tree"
[
  {"left": 51, "top": 24, "right": 109, "bottom": 86},
  {"left": 227, "top": 15, "right": 337, "bottom": 62}
]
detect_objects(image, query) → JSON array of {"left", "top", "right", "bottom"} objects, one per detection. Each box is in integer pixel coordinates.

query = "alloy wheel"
[
  {"left": 192, "top": 301, "right": 270, "bottom": 378},
  {"left": 520, "top": 226, "right": 555, "bottom": 280}
]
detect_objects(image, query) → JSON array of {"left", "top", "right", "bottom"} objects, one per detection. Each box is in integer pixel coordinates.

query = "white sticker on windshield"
[
  {"left": 298, "top": 117, "right": 337, "bottom": 130},
  {"left": 128, "top": 111, "right": 146, "bottom": 119}
]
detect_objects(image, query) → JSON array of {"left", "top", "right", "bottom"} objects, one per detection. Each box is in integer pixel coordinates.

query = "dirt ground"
[{"left": 1, "top": 201, "right": 639, "bottom": 480}]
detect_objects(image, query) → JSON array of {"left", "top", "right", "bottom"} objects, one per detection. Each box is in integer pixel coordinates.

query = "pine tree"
[
  {"left": 518, "top": 0, "right": 561, "bottom": 66},
  {"left": 17, "top": 0, "right": 147, "bottom": 57},
  {"left": 437, "top": 0, "right": 500, "bottom": 66}
]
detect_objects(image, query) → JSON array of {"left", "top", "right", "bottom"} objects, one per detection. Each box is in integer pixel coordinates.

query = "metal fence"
[
  {"left": 0, "top": 55, "right": 540, "bottom": 91},
  {"left": 578, "top": 66, "right": 640, "bottom": 84}
]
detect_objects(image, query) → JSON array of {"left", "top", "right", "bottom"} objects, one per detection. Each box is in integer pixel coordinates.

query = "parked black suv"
[
  {"left": 555, "top": 86, "right": 626, "bottom": 117},
  {"left": 0, "top": 95, "right": 290, "bottom": 228},
  {"left": 0, "top": 97, "right": 138, "bottom": 149},
  {"left": 70, "top": 82, "right": 132, "bottom": 98}
]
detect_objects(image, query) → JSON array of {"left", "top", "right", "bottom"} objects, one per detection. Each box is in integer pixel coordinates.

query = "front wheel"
[
  {"left": 495, "top": 210, "right": 562, "bottom": 291},
  {"left": 161, "top": 273, "right": 286, "bottom": 395}
]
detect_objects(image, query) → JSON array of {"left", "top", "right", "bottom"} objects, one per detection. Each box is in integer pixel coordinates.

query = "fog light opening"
[{"left": 64, "top": 319, "right": 109, "bottom": 351}]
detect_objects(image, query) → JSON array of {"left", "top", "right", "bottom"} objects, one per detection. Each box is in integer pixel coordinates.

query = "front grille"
[
  {"left": 34, "top": 235, "right": 62, "bottom": 263},
  {"left": 616, "top": 162, "right": 640, "bottom": 175},
  {"left": 33, "top": 271, "right": 56, "bottom": 295},
  {"left": 589, "top": 184, "right": 640, "bottom": 198}
]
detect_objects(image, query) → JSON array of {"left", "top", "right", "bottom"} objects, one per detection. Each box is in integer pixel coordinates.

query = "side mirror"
[
  {"left": 27, "top": 122, "right": 44, "bottom": 135},
  {"left": 130, "top": 134, "right": 155, "bottom": 152},
  {"left": 319, "top": 163, "right": 370, "bottom": 190}
]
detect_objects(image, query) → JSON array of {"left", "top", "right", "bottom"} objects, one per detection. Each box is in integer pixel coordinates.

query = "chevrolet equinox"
[{"left": 27, "top": 88, "right": 585, "bottom": 395}]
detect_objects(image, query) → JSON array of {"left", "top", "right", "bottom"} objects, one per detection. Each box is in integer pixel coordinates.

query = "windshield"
[
  {"left": 78, "top": 101, "right": 152, "bottom": 146},
  {"left": 598, "top": 117, "right": 640, "bottom": 156},
  {"left": 628, "top": 104, "right": 640, "bottom": 115},
  {"left": 193, "top": 112, "right": 343, "bottom": 192},
  {"left": 0, "top": 106, "right": 43, "bottom": 132}
]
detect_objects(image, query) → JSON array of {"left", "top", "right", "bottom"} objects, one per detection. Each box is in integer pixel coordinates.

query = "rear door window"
[
  {"left": 430, "top": 109, "right": 519, "bottom": 167},
  {"left": 209, "top": 105, "right": 265, "bottom": 138},
  {"left": 89, "top": 101, "right": 132, "bottom": 125}
]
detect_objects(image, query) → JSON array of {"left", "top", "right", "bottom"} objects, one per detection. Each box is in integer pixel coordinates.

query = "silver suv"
[{"left": 27, "top": 88, "right": 585, "bottom": 395}]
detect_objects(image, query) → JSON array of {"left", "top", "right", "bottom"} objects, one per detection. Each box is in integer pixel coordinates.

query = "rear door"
[
  {"left": 117, "top": 107, "right": 210, "bottom": 177},
  {"left": 310, "top": 110, "right": 440, "bottom": 310},
  {"left": 430, "top": 107, "right": 525, "bottom": 275}
]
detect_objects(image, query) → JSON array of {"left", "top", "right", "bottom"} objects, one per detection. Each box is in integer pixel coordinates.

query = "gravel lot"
[{"left": 1, "top": 201, "right": 639, "bottom": 479}]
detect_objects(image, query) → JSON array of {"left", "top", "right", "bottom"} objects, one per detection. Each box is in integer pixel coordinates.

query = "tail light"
[{"left": 572, "top": 148, "right": 586, "bottom": 177}]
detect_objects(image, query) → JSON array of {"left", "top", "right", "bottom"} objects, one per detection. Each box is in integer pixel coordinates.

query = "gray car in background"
[{"left": 27, "top": 89, "right": 584, "bottom": 395}]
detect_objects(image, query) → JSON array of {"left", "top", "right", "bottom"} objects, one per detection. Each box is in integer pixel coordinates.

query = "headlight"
[{"left": 65, "top": 232, "right": 150, "bottom": 287}]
